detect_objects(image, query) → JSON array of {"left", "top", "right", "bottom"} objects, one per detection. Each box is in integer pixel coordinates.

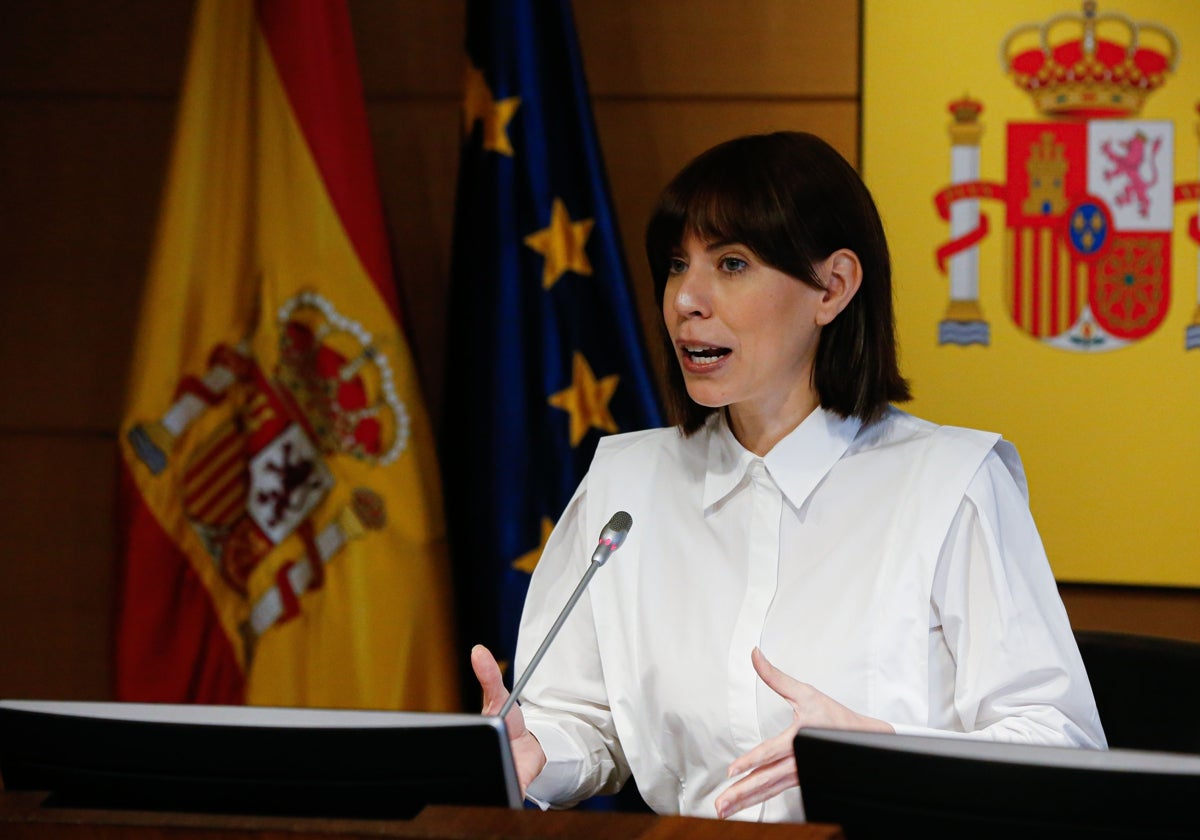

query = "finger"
[
  {"left": 470, "top": 644, "right": 509, "bottom": 713},
  {"left": 716, "top": 755, "right": 799, "bottom": 819},
  {"left": 751, "top": 647, "right": 805, "bottom": 700},
  {"left": 726, "top": 728, "right": 798, "bottom": 777}
]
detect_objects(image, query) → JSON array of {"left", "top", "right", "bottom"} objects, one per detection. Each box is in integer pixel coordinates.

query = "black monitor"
[
  {"left": 0, "top": 700, "right": 521, "bottom": 819},
  {"left": 794, "top": 728, "right": 1200, "bottom": 839}
]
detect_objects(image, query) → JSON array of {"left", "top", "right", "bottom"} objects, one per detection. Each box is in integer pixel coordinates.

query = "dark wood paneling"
[
  {"left": 0, "top": 0, "right": 190, "bottom": 95},
  {"left": 575, "top": 0, "right": 860, "bottom": 97},
  {"left": 0, "top": 434, "right": 116, "bottom": 699},
  {"left": 0, "top": 99, "right": 173, "bottom": 431},
  {"left": 1060, "top": 584, "right": 1200, "bottom": 644},
  {"left": 366, "top": 100, "right": 461, "bottom": 421},
  {"left": 351, "top": 0, "right": 464, "bottom": 98}
]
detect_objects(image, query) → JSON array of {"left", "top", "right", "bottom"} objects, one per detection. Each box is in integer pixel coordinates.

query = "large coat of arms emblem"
[
  {"left": 934, "top": 1, "right": 1200, "bottom": 352},
  {"left": 126, "top": 291, "right": 408, "bottom": 659}
]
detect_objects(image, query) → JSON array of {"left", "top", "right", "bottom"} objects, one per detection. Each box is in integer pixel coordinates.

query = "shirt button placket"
[{"left": 726, "top": 460, "right": 784, "bottom": 755}]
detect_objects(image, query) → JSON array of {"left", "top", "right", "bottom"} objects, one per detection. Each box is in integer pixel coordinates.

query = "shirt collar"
[{"left": 703, "top": 407, "right": 863, "bottom": 510}]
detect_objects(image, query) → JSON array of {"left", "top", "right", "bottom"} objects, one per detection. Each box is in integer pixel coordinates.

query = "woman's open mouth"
[{"left": 681, "top": 344, "right": 732, "bottom": 367}]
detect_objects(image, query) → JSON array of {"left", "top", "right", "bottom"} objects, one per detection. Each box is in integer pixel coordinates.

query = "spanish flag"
[{"left": 116, "top": 0, "right": 458, "bottom": 710}]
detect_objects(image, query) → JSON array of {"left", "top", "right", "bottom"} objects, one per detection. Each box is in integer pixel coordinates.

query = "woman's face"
[{"left": 662, "top": 232, "right": 827, "bottom": 430}]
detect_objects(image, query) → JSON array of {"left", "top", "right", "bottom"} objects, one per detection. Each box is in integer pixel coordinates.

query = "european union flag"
[{"left": 443, "top": 0, "right": 663, "bottom": 697}]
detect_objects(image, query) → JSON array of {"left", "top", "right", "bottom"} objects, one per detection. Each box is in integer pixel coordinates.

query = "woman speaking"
[{"left": 471, "top": 131, "right": 1106, "bottom": 823}]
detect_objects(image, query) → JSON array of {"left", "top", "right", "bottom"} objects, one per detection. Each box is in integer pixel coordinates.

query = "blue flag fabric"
[{"left": 444, "top": 0, "right": 664, "bottom": 694}]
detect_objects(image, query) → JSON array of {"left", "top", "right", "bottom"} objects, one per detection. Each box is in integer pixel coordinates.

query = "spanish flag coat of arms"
[{"left": 865, "top": 1, "right": 1200, "bottom": 587}]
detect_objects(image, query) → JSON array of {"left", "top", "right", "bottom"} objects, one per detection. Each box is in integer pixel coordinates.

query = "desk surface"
[{"left": 0, "top": 790, "right": 844, "bottom": 839}]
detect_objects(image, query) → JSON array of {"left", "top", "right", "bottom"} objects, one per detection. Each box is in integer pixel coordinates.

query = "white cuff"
[{"left": 523, "top": 720, "right": 589, "bottom": 806}]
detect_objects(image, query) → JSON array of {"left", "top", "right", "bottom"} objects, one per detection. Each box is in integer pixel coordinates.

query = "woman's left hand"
[{"left": 714, "top": 647, "right": 894, "bottom": 820}]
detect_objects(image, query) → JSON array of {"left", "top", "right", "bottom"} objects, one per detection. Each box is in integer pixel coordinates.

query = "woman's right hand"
[{"left": 471, "top": 644, "right": 548, "bottom": 796}]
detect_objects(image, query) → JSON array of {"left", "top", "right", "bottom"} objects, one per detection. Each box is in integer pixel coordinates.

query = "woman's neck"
[{"left": 726, "top": 390, "right": 820, "bottom": 456}]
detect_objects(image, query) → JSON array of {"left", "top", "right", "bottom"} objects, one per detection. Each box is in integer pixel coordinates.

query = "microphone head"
[
  {"left": 607, "top": 511, "right": 633, "bottom": 534},
  {"left": 592, "top": 510, "right": 633, "bottom": 565}
]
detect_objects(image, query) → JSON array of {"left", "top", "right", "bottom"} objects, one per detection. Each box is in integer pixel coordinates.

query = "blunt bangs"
[{"left": 645, "top": 140, "right": 825, "bottom": 301}]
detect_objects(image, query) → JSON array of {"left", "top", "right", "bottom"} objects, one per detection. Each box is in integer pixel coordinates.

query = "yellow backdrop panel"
[{"left": 863, "top": 0, "right": 1200, "bottom": 586}]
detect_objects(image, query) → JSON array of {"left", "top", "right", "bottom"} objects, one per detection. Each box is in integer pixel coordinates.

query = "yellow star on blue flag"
[
  {"left": 462, "top": 63, "right": 520, "bottom": 156},
  {"left": 512, "top": 517, "right": 555, "bottom": 573},
  {"left": 524, "top": 198, "right": 594, "bottom": 289},
  {"left": 548, "top": 352, "right": 619, "bottom": 447}
]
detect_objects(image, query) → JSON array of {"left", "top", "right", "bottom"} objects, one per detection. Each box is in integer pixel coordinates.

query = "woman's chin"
[{"left": 684, "top": 387, "right": 729, "bottom": 410}]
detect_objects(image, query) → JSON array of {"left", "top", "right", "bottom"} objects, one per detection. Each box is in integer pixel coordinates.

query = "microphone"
[
  {"left": 497, "top": 511, "right": 633, "bottom": 720},
  {"left": 590, "top": 509, "right": 632, "bottom": 565}
]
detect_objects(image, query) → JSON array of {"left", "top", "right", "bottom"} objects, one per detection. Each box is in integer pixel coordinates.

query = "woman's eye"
[
  {"left": 667, "top": 257, "right": 687, "bottom": 275},
  {"left": 719, "top": 256, "right": 748, "bottom": 273}
]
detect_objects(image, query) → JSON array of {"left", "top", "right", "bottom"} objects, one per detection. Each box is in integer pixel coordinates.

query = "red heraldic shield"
[{"left": 1005, "top": 120, "right": 1173, "bottom": 349}]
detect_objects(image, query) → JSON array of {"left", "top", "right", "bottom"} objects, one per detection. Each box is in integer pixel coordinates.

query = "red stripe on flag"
[
  {"left": 115, "top": 464, "right": 244, "bottom": 703},
  {"left": 298, "top": 521, "right": 324, "bottom": 591},
  {"left": 275, "top": 560, "right": 301, "bottom": 623},
  {"left": 184, "top": 455, "right": 242, "bottom": 514},
  {"left": 1070, "top": 261, "right": 1081, "bottom": 326},
  {"left": 1012, "top": 233, "right": 1023, "bottom": 326},
  {"left": 1049, "top": 235, "right": 1060, "bottom": 336},
  {"left": 254, "top": 0, "right": 400, "bottom": 322},
  {"left": 1031, "top": 231, "right": 1042, "bottom": 337},
  {"left": 206, "top": 481, "right": 250, "bottom": 529},
  {"left": 183, "top": 431, "right": 241, "bottom": 499},
  {"left": 191, "top": 469, "right": 248, "bottom": 525}
]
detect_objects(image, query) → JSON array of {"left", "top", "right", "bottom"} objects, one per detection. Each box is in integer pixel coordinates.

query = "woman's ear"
[{"left": 815, "top": 249, "right": 863, "bottom": 326}]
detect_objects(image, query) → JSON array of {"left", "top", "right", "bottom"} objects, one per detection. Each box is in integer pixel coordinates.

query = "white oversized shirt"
[{"left": 516, "top": 407, "right": 1106, "bottom": 822}]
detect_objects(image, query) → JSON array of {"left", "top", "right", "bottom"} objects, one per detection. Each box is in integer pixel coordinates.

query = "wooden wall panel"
[
  {"left": 0, "top": 0, "right": 187, "bottom": 702},
  {"left": 366, "top": 99, "right": 462, "bottom": 415},
  {"left": 1061, "top": 585, "right": 1200, "bottom": 644},
  {"left": 575, "top": 0, "right": 860, "bottom": 97},
  {"left": 0, "top": 99, "right": 173, "bottom": 431},
  {"left": 351, "top": 0, "right": 464, "bottom": 97},
  {"left": 0, "top": 0, "right": 189, "bottom": 95},
  {"left": 354, "top": 2, "right": 464, "bottom": 421},
  {"left": 0, "top": 435, "right": 115, "bottom": 699}
]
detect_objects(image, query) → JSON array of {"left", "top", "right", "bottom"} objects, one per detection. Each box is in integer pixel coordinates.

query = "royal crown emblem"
[
  {"left": 934, "top": 1, "right": 1200, "bottom": 352},
  {"left": 125, "top": 290, "right": 405, "bottom": 659},
  {"left": 276, "top": 291, "right": 410, "bottom": 465},
  {"left": 1001, "top": 0, "right": 1177, "bottom": 119}
]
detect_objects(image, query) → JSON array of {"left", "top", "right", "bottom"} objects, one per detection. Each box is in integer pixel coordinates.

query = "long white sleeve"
[
  {"left": 891, "top": 454, "right": 1106, "bottom": 748},
  {"left": 516, "top": 486, "right": 630, "bottom": 807}
]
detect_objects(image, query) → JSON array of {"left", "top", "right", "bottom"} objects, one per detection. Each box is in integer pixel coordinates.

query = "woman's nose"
[{"left": 669, "top": 269, "right": 709, "bottom": 318}]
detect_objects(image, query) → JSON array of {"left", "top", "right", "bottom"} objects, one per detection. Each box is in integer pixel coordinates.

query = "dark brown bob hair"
[{"left": 645, "top": 131, "right": 911, "bottom": 433}]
